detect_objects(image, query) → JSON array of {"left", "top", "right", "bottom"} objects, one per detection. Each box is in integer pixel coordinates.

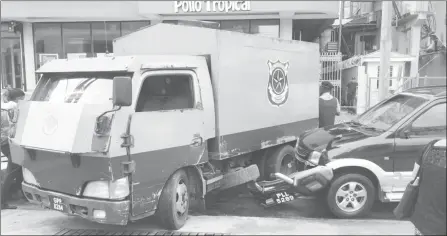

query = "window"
[
  {"left": 412, "top": 103, "right": 446, "bottom": 130},
  {"left": 376, "top": 66, "right": 394, "bottom": 87},
  {"left": 250, "top": 19, "right": 280, "bottom": 38},
  {"left": 92, "top": 22, "right": 121, "bottom": 54},
  {"left": 358, "top": 94, "right": 428, "bottom": 131},
  {"left": 62, "top": 23, "right": 92, "bottom": 58},
  {"left": 220, "top": 20, "right": 250, "bottom": 34},
  {"left": 34, "top": 23, "right": 63, "bottom": 69},
  {"left": 136, "top": 74, "right": 195, "bottom": 112},
  {"left": 121, "top": 21, "right": 150, "bottom": 36},
  {"left": 32, "top": 72, "right": 131, "bottom": 105}
]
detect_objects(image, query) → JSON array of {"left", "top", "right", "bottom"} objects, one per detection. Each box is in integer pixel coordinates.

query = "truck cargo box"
[{"left": 113, "top": 23, "right": 320, "bottom": 160}]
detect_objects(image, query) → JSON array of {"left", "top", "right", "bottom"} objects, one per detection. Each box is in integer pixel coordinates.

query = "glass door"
[{"left": 1, "top": 37, "right": 23, "bottom": 89}]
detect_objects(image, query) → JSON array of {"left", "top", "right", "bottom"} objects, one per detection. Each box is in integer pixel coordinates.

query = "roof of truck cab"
[{"left": 36, "top": 55, "right": 207, "bottom": 73}]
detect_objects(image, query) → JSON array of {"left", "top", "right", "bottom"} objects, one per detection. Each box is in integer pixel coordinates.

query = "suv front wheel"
[{"left": 326, "top": 173, "right": 376, "bottom": 218}]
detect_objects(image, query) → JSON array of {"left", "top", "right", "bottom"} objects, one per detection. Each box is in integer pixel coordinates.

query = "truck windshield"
[
  {"left": 356, "top": 94, "right": 428, "bottom": 131},
  {"left": 32, "top": 72, "right": 131, "bottom": 105}
]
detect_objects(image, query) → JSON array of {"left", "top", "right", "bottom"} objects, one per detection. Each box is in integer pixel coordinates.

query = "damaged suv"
[{"left": 296, "top": 86, "right": 446, "bottom": 218}]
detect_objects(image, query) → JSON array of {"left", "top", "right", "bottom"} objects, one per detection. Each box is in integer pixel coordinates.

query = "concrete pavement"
[{"left": 1, "top": 201, "right": 413, "bottom": 235}]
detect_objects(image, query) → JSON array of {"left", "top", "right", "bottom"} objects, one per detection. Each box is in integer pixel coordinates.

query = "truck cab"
[{"left": 14, "top": 55, "right": 215, "bottom": 227}]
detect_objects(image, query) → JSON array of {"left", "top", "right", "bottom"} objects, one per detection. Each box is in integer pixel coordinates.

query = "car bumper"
[{"left": 22, "top": 182, "right": 130, "bottom": 225}]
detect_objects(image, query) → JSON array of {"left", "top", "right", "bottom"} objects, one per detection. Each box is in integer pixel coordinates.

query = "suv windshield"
[
  {"left": 356, "top": 94, "right": 428, "bottom": 131},
  {"left": 32, "top": 72, "right": 132, "bottom": 105}
]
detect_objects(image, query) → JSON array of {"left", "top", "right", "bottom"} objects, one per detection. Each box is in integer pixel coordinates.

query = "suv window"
[
  {"left": 412, "top": 102, "right": 446, "bottom": 131},
  {"left": 136, "top": 74, "right": 194, "bottom": 112}
]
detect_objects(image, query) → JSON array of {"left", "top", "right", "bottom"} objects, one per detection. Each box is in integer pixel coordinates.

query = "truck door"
[
  {"left": 391, "top": 101, "right": 446, "bottom": 193},
  {"left": 129, "top": 70, "right": 206, "bottom": 217}
]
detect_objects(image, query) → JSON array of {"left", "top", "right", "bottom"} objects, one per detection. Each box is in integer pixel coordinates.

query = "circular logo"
[
  {"left": 42, "top": 115, "right": 58, "bottom": 135},
  {"left": 271, "top": 68, "right": 287, "bottom": 95},
  {"left": 267, "top": 60, "right": 290, "bottom": 107}
]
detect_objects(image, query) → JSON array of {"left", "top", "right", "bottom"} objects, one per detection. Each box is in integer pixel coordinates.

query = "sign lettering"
[{"left": 174, "top": 1, "right": 251, "bottom": 13}]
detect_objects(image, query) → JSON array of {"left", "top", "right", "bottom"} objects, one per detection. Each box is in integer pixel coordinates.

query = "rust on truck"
[{"left": 11, "top": 23, "right": 320, "bottom": 229}]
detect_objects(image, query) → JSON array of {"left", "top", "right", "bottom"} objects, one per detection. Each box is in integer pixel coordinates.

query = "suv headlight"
[
  {"left": 308, "top": 151, "right": 322, "bottom": 165},
  {"left": 83, "top": 177, "right": 130, "bottom": 200},
  {"left": 23, "top": 167, "right": 39, "bottom": 187}
]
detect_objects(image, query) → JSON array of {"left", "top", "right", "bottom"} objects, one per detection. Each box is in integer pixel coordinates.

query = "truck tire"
[
  {"left": 326, "top": 173, "right": 375, "bottom": 218},
  {"left": 264, "top": 145, "right": 297, "bottom": 180},
  {"left": 157, "top": 169, "right": 190, "bottom": 230}
]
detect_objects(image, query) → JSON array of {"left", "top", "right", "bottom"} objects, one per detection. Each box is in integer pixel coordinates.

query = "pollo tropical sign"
[{"left": 174, "top": 1, "right": 251, "bottom": 13}]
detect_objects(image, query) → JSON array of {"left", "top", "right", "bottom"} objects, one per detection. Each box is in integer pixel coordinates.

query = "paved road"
[
  {"left": 1, "top": 201, "right": 413, "bottom": 235},
  {"left": 2, "top": 185, "right": 412, "bottom": 235},
  {"left": 205, "top": 185, "right": 400, "bottom": 220}
]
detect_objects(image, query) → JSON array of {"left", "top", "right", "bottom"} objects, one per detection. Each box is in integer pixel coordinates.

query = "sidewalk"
[{"left": 1, "top": 201, "right": 413, "bottom": 235}]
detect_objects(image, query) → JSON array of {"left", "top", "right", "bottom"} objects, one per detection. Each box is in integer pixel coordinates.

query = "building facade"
[{"left": 0, "top": 1, "right": 338, "bottom": 92}]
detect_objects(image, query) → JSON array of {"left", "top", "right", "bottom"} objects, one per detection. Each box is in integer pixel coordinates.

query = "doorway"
[{"left": 1, "top": 37, "right": 23, "bottom": 89}]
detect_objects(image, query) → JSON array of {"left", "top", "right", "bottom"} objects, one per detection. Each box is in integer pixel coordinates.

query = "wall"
[
  {"left": 1, "top": 1, "right": 143, "bottom": 21},
  {"left": 138, "top": 1, "right": 339, "bottom": 19}
]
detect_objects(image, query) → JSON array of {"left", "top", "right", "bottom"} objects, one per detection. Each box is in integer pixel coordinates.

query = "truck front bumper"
[{"left": 22, "top": 182, "right": 130, "bottom": 225}]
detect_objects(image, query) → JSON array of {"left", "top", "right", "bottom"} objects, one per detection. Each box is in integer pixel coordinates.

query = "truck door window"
[
  {"left": 136, "top": 74, "right": 195, "bottom": 112},
  {"left": 411, "top": 102, "right": 446, "bottom": 134}
]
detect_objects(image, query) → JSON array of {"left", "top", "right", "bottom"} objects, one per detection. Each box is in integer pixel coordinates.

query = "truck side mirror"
[{"left": 113, "top": 76, "right": 132, "bottom": 107}]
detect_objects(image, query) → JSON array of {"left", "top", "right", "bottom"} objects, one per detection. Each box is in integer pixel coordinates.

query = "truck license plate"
[
  {"left": 272, "top": 191, "right": 294, "bottom": 204},
  {"left": 49, "top": 196, "right": 66, "bottom": 212}
]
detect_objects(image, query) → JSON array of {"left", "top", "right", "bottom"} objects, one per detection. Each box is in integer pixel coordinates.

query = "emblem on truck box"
[{"left": 267, "top": 60, "right": 289, "bottom": 106}]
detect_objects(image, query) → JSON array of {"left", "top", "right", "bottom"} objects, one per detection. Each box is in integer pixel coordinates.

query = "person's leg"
[{"left": 1, "top": 144, "right": 17, "bottom": 209}]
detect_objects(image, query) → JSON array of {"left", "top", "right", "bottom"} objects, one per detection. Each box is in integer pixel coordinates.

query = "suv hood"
[
  {"left": 300, "top": 123, "right": 372, "bottom": 152},
  {"left": 14, "top": 101, "right": 112, "bottom": 153}
]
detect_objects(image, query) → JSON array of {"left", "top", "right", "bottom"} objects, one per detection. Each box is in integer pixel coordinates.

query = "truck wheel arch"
[{"left": 155, "top": 165, "right": 205, "bottom": 213}]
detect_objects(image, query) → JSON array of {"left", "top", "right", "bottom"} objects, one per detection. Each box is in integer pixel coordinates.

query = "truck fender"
[
  {"left": 155, "top": 165, "right": 206, "bottom": 212},
  {"left": 325, "top": 158, "right": 391, "bottom": 190}
]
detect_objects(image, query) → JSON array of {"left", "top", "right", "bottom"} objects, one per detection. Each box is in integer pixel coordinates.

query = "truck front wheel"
[
  {"left": 264, "top": 145, "right": 297, "bottom": 180},
  {"left": 326, "top": 173, "right": 375, "bottom": 218},
  {"left": 157, "top": 169, "right": 190, "bottom": 230}
]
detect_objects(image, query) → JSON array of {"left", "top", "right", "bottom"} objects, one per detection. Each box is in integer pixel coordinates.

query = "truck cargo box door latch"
[{"left": 190, "top": 136, "right": 203, "bottom": 147}]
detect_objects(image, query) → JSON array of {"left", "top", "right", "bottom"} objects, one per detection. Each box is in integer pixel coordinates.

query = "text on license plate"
[
  {"left": 50, "top": 196, "right": 66, "bottom": 212},
  {"left": 273, "top": 191, "right": 294, "bottom": 204}
]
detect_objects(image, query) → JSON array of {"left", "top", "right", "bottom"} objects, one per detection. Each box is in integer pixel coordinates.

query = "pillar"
[
  {"left": 279, "top": 12, "right": 293, "bottom": 40},
  {"left": 22, "top": 22, "right": 36, "bottom": 92},
  {"left": 356, "top": 66, "right": 368, "bottom": 114},
  {"left": 409, "top": 25, "right": 421, "bottom": 78}
]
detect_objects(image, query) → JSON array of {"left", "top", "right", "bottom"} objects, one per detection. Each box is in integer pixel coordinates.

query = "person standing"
[
  {"left": 1, "top": 88, "right": 25, "bottom": 210},
  {"left": 346, "top": 77, "right": 358, "bottom": 107},
  {"left": 409, "top": 139, "right": 446, "bottom": 235},
  {"left": 319, "top": 81, "right": 341, "bottom": 128}
]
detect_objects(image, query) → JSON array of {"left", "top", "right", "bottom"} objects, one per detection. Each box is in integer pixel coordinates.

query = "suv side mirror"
[{"left": 113, "top": 76, "right": 132, "bottom": 107}]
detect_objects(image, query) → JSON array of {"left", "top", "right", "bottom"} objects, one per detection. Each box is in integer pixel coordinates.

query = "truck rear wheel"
[
  {"left": 157, "top": 169, "right": 190, "bottom": 230},
  {"left": 264, "top": 145, "right": 297, "bottom": 180}
]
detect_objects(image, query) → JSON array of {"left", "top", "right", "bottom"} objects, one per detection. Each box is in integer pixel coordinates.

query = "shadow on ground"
[{"left": 198, "top": 185, "right": 399, "bottom": 220}]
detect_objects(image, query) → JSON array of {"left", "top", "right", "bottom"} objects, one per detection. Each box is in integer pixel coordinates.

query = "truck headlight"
[
  {"left": 83, "top": 177, "right": 130, "bottom": 200},
  {"left": 308, "top": 151, "right": 322, "bottom": 165},
  {"left": 23, "top": 167, "right": 39, "bottom": 187}
]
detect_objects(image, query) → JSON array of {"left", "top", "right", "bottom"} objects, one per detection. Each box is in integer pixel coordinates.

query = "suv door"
[
  {"left": 129, "top": 70, "right": 206, "bottom": 217},
  {"left": 391, "top": 100, "right": 446, "bottom": 192}
]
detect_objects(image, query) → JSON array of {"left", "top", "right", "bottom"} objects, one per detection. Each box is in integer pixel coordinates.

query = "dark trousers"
[{"left": 1, "top": 144, "right": 22, "bottom": 204}]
